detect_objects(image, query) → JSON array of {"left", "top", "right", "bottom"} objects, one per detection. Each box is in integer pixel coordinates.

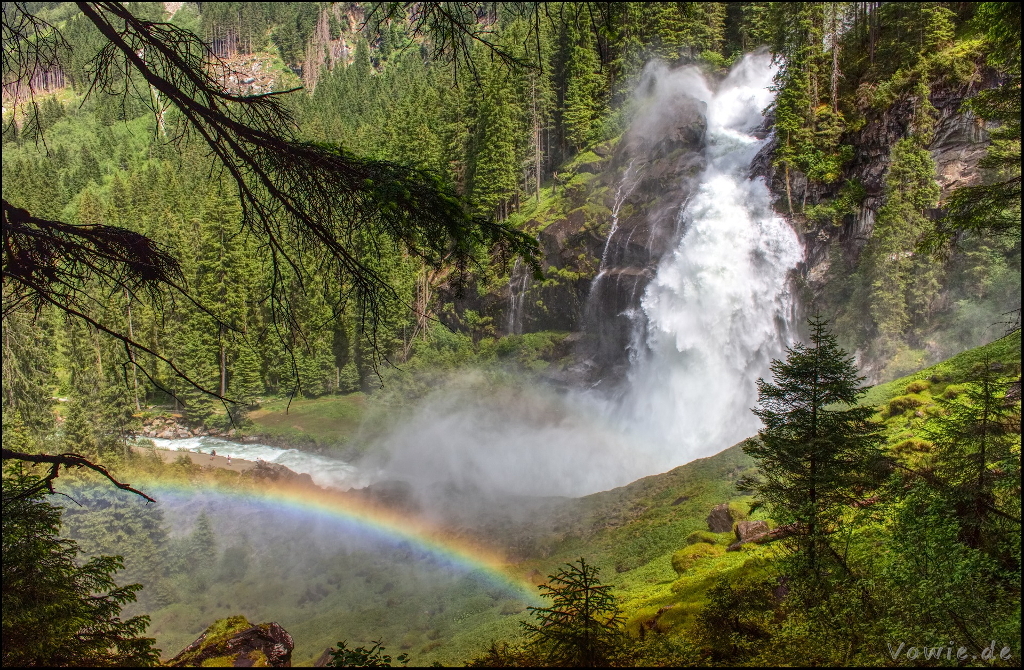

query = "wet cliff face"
[
  {"left": 436, "top": 90, "right": 708, "bottom": 377},
  {"left": 573, "top": 94, "right": 708, "bottom": 383},
  {"left": 751, "top": 78, "right": 994, "bottom": 292}
]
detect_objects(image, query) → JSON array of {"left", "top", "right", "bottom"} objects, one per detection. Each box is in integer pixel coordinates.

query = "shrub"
[
  {"left": 942, "top": 384, "right": 967, "bottom": 399},
  {"left": 891, "top": 438, "right": 933, "bottom": 455},
  {"left": 886, "top": 395, "right": 925, "bottom": 416},
  {"left": 905, "top": 380, "right": 931, "bottom": 393}
]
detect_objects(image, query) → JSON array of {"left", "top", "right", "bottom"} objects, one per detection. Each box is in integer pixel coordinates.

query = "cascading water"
[
  {"left": 618, "top": 52, "right": 804, "bottom": 464},
  {"left": 592, "top": 158, "right": 641, "bottom": 288},
  {"left": 506, "top": 258, "right": 529, "bottom": 335}
]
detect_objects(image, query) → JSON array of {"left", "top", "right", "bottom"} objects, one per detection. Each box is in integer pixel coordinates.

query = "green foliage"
[
  {"left": 690, "top": 577, "right": 776, "bottom": 664},
  {"left": 923, "top": 361, "right": 1021, "bottom": 552},
  {"left": 325, "top": 640, "right": 410, "bottom": 667},
  {"left": 684, "top": 530, "right": 720, "bottom": 546},
  {"left": 1, "top": 466, "right": 159, "bottom": 667},
  {"left": 864, "top": 138, "right": 942, "bottom": 352},
  {"left": 522, "top": 557, "right": 624, "bottom": 667},
  {"left": 561, "top": 22, "right": 606, "bottom": 151}
]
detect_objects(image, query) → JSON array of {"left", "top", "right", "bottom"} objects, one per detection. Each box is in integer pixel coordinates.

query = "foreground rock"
[{"left": 167, "top": 616, "right": 293, "bottom": 667}]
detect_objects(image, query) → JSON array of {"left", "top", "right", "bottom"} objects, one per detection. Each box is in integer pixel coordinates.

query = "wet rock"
[
  {"left": 706, "top": 503, "right": 734, "bottom": 533},
  {"left": 167, "top": 615, "right": 293, "bottom": 667}
]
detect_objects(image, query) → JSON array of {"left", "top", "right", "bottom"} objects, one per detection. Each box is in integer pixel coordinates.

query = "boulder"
[
  {"left": 167, "top": 615, "right": 293, "bottom": 667},
  {"left": 706, "top": 503, "right": 734, "bottom": 533},
  {"left": 734, "top": 520, "right": 769, "bottom": 543}
]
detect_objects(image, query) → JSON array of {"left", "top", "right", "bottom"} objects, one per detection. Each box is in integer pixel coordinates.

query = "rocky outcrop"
[
  {"left": 139, "top": 415, "right": 237, "bottom": 440},
  {"left": 706, "top": 503, "right": 734, "bottom": 533},
  {"left": 248, "top": 460, "right": 318, "bottom": 489},
  {"left": 753, "top": 76, "right": 997, "bottom": 295},
  {"left": 168, "top": 616, "right": 293, "bottom": 667}
]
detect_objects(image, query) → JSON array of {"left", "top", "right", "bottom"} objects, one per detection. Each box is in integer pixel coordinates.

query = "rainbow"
[{"left": 132, "top": 475, "right": 540, "bottom": 601}]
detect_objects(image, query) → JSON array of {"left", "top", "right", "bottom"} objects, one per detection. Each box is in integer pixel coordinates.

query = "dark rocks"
[
  {"left": 706, "top": 503, "right": 734, "bottom": 533},
  {"left": 167, "top": 616, "right": 294, "bottom": 667}
]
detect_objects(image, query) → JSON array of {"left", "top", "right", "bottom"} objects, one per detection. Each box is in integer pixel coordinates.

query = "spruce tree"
[
  {"left": 741, "top": 316, "right": 884, "bottom": 580},
  {"left": 562, "top": 22, "right": 604, "bottom": 152},
  {"left": 1, "top": 466, "right": 159, "bottom": 667},
  {"left": 522, "top": 557, "right": 624, "bottom": 667},
  {"left": 924, "top": 360, "right": 1021, "bottom": 553}
]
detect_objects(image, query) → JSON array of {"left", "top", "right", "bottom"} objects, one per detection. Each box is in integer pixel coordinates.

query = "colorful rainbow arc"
[{"left": 135, "top": 476, "right": 540, "bottom": 601}]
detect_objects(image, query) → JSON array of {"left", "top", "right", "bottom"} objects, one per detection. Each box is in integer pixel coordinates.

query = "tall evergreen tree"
[
  {"left": 522, "top": 557, "right": 624, "bottom": 667},
  {"left": 924, "top": 360, "right": 1021, "bottom": 553},
  {"left": 741, "top": 316, "right": 884, "bottom": 581},
  {"left": 561, "top": 21, "right": 605, "bottom": 152}
]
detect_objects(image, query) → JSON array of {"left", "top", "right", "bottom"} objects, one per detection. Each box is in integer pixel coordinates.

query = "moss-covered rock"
[
  {"left": 685, "top": 530, "right": 720, "bottom": 546},
  {"left": 167, "top": 616, "right": 294, "bottom": 667},
  {"left": 671, "top": 543, "right": 725, "bottom": 576}
]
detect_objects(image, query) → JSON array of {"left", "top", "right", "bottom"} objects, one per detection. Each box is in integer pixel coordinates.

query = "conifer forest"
[{"left": 2, "top": 2, "right": 1021, "bottom": 666}]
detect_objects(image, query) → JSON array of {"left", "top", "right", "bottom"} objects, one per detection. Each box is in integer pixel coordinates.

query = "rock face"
[
  {"left": 433, "top": 71, "right": 709, "bottom": 384},
  {"left": 168, "top": 616, "right": 293, "bottom": 667},
  {"left": 573, "top": 93, "right": 708, "bottom": 383},
  {"left": 751, "top": 77, "right": 998, "bottom": 374},
  {"left": 706, "top": 503, "right": 735, "bottom": 533}
]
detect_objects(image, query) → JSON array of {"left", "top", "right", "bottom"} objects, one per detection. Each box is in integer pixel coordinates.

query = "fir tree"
[
  {"left": 741, "top": 316, "right": 884, "bottom": 581},
  {"left": 562, "top": 22, "right": 605, "bottom": 152},
  {"left": 522, "top": 557, "right": 624, "bottom": 667},
  {"left": 924, "top": 360, "right": 1021, "bottom": 553},
  {"left": 1, "top": 466, "right": 159, "bottom": 667}
]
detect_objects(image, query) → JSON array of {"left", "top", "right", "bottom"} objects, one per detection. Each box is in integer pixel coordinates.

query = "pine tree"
[
  {"left": 562, "top": 22, "right": 605, "bottom": 152},
  {"left": 521, "top": 557, "right": 624, "bottom": 667},
  {"left": 924, "top": 360, "right": 1021, "bottom": 552},
  {"left": 1, "top": 466, "right": 159, "bottom": 667},
  {"left": 741, "top": 316, "right": 884, "bottom": 581},
  {"left": 865, "top": 137, "right": 941, "bottom": 353}
]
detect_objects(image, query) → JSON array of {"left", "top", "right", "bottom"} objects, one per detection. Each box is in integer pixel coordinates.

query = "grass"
[
  {"left": 860, "top": 330, "right": 1021, "bottom": 408},
  {"left": 242, "top": 393, "right": 368, "bottom": 455}
]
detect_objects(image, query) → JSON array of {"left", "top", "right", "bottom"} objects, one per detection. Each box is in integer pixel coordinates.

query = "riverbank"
[{"left": 131, "top": 445, "right": 256, "bottom": 473}]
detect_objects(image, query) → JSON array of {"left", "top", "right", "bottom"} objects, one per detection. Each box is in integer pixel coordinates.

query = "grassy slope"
[{"left": 476, "top": 331, "right": 1023, "bottom": 651}]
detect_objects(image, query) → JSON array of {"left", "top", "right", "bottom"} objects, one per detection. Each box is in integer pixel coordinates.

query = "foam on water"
[
  {"left": 145, "top": 436, "right": 371, "bottom": 490},
  {"left": 621, "top": 52, "right": 803, "bottom": 465}
]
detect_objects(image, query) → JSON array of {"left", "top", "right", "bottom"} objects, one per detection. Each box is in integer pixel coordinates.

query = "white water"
[
  {"left": 619, "top": 53, "right": 803, "bottom": 464},
  {"left": 144, "top": 436, "right": 371, "bottom": 490}
]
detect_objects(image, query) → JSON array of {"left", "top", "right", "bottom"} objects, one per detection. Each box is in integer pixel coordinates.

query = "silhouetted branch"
[{"left": 1, "top": 448, "right": 155, "bottom": 502}]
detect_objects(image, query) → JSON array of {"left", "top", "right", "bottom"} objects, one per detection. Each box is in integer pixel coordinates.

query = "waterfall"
[
  {"left": 506, "top": 258, "right": 529, "bottom": 335},
  {"left": 619, "top": 52, "right": 804, "bottom": 465},
  {"left": 366, "top": 53, "right": 804, "bottom": 499},
  {"left": 592, "top": 157, "right": 641, "bottom": 288}
]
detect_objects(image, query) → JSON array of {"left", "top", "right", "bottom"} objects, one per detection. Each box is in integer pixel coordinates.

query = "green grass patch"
[
  {"left": 243, "top": 394, "right": 367, "bottom": 454},
  {"left": 860, "top": 330, "right": 1021, "bottom": 407}
]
